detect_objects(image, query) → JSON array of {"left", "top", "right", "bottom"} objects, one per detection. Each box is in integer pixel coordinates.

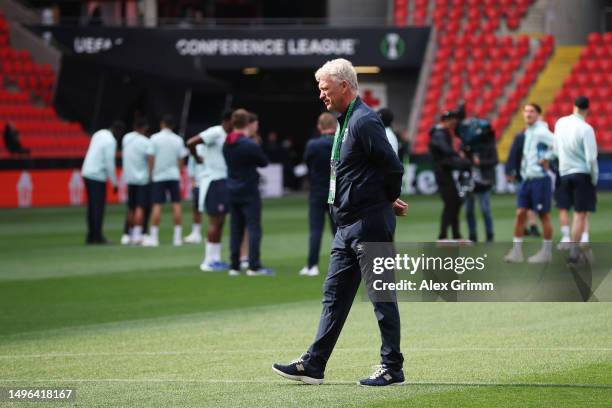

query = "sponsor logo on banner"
[
  {"left": 380, "top": 33, "right": 405, "bottom": 60},
  {"left": 258, "top": 164, "right": 283, "bottom": 198},
  {"left": 17, "top": 171, "right": 33, "bottom": 208},
  {"left": 69, "top": 170, "right": 84, "bottom": 205},
  {"left": 175, "top": 38, "right": 358, "bottom": 57},
  {"left": 359, "top": 83, "right": 387, "bottom": 110},
  {"left": 74, "top": 37, "right": 123, "bottom": 54}
]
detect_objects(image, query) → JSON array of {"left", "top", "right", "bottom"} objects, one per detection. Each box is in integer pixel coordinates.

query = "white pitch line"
[
  {"left": 0, "top": 379, "right": 610, "bottom": 388},
  {"left": 0, "top": 347, "right": 611, "bottom": 359}
]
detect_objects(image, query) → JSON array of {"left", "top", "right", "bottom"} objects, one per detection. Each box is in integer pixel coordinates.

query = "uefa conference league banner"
[{"left": 32, "top": 26, "right": 430, "bottom": 78}]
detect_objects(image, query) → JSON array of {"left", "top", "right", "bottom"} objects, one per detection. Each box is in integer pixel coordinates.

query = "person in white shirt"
[
  {"left": 184, "top": 148, "right": 205, "bottom": 244},
  {"left": 81, "top": 121, "right": 124, "bottom": 244},
  {"left": 377, "top": 108, "right": 399, "bottom": 156},
  {"left": 186, "top": 109, "right": 233, "bottom": 271},
  {"left": 142, "top": 115, "right": 188, "bottom": 247},
  {"left": 553, "top": 96, "right": 598, "bottom": 262},
  {"left": 121, "top": 117, "right": 150, "bottom": 245},
  {"left": 504, "top": 103, "right": 555, "bottom": 263}
]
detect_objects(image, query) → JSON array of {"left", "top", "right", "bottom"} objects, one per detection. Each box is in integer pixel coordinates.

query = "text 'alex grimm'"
[{"left": 371, "top": 253, "right": 495, "bottom": 292}]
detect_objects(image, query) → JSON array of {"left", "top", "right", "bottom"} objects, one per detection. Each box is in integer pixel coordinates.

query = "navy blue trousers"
[
  {"left": 307, "top": 193, "right": 337, "bottom": 268},
  {"left": 229, "top": 193, "right": 262, "bottom": 270},
  {"left": 84, "top": 177, "right": 107, "bottom": 243},
  {"left": 305, "top": 205, "right": 404, "bottom": 371}
]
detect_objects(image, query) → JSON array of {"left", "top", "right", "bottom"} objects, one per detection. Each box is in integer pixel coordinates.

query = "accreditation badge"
[{"left": 327, "top": 163, "right": 337, "bottom": 204}]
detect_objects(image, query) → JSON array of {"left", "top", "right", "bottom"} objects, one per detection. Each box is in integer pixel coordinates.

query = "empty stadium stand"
[
  {"left": 395, "top": 0, "right": 554, "bottom": 154},
  {"left": 0, "top": 11, "right": 89, "bottom": 159},
  {"left": 544, "top": 32, "right": 612, "bottom": 150}
]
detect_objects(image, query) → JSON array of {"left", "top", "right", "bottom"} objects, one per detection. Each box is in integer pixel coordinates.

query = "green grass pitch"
[{"left": 0, "top": 193, "right": 611, "bottom": 407}]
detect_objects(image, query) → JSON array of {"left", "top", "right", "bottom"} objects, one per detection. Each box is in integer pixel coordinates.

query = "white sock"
[
  {"left": 210, "top": 242, "right": 222, "bottom": 262},
  {"left": 173, "top": 225, "right": 182, "bottom": 241},
  {"left": 542, "top": 240, "right": 552, "bottom": 254},
  {"left": 132, "top": 226, "right": 143, "bottom": 241},
  {"left": 192, "top": 223, "right": 201, "bottom": 235},
  {"left": 240, "top": 255, "right": 248, "bottom": 262},
  {"left": 512, "top": 237, "right": 522, "bottom": 252},
  {"left": 561, "top": 225, "right": 570, "bottom": 239},
  {"left": 203, "top": 241, "right": 214, "bottom": 264},
  {"left": 150, "top": 226, "right": 159, "bottom": 240},
  {"left": 581, "top": 232, "right": 589, "bottom": 243}
]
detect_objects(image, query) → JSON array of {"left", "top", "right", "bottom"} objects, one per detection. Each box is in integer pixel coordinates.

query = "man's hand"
[{"left": 393, "top": 198, "right": 408, "bottom": 216}]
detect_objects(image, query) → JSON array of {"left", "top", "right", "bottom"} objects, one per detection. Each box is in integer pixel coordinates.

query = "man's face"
[
  {"left": 318, "top": 75, "right": 346, "bottom": 112},
  {"left": 523, "top": 105, "right": 539, "bottom": 126},
  {"left": 248, "top": 120, "right": 259, "bottom": 136}
]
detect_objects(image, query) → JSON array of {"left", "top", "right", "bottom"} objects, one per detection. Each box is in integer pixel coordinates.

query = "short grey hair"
[{"left": 315, "top": 58, "right": 359, "bottom": 91}]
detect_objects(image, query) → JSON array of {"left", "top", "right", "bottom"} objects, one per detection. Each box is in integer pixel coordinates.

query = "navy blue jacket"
[
  {"left": 331, "top": 97, "right": 404, "bottom": 227},
  {"left": 505, "top": 132, "right": 524, "bottom": 180},
  {"left": 223, "top": 133, "right": 269, "bottom": 197},
  {"left": 304, "top": 133, "right": 333, "bottom": 197}
]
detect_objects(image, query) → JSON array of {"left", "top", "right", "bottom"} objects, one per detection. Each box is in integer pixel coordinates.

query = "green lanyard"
[{"left": 328, "top": 98, "right": 356, "bottom": 204}]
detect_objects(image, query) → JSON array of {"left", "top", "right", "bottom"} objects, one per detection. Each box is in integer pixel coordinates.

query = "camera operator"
[
  {"left": 429, "top": 110, "right": 471, "bottom": 240},
  {"left": 456, "top": 105, "right": 498, "bottom": 242}
]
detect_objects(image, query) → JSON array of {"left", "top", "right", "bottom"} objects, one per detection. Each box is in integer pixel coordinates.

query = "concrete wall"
[
  {"left": 327, "top": 0, "right": 389, "bottom": 26},
  {"left": 538, "top": 0, "right": 606, "bottom": 45}
]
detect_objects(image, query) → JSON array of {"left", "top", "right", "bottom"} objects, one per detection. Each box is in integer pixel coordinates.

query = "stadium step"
[{"left": 498, "top": 46, "right": 583, "bottom": 161}]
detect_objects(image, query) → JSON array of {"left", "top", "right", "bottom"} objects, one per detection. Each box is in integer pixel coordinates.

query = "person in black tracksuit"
[
  {"left": 222, "top": 109, "right": 270, "bottom": 275},
  {"left": 274, "top": 59, "right": 407, "bottom": 386},
  {"left": 300, "top": 112, "right": 338, "bottom": 276},
  {"left": 429, "top": 111, "right": 470, "bottom": 240}
]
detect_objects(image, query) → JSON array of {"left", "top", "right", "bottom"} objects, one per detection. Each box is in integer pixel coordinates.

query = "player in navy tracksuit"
[
  {"left": 299, "top": 112, "right": 338, "bottom": 277},
  {"left": 222, "top": 109, "right": 272, "bottom": 276},
  {"left": 274, "top": 59, "right": 407, "bottom": 387}
]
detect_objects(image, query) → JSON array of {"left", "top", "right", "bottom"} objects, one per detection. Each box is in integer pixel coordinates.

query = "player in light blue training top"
[
  {"left": 142, "top": 114, "right": 188, "bottom": 247},
  {"left": 121, "top": 117, "right": 151, "bottom": 245},
  {"left": 186, "top": 109, "right": 233, "bottom": 271},
  {"left": 81, "top": 121, "right": 124, "bottom": 244},
  {"left": 505, "top": 103, "right": 555, "bottom": 264}
]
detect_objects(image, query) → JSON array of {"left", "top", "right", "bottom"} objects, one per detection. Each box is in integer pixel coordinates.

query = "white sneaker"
[
  {"left": 299, "top": 266, "right": 320, "bottom": 276},
  {"left": 228, "top": 269, "right": 241, "bottom": 276},
  {"left": 503, "top": 248, "right": 524, "bottom": 263},
  {"left": 120, "top": 234, "right": 131, "bottom": 245},
  {"left": 557, "top": 237, "right": 571, "bottom": 250},
  {"left": 527, "top": 249, "right": 552, "bottom": 264},
  {"left": 130, "top": 235, "right": 143, "bottom": 245},
  {"left": 173, "top": 238, "right": 183, "bottom": 247},
  {"left": 307, "top": 265, "right": 320, "bottom": 276},
  {"left": 184, "top": 233, "right": 202, "bottom": 244},
  {"left": 141, "top": 236, "right": 159, "bottom": 247}
]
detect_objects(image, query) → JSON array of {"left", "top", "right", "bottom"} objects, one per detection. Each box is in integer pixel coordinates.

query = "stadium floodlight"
[
  {"left": 242, "top": 67, "right": 259, "bottom": 75},
  {"left": 354, "top": 66, "right": 381, "bottom": 74}
]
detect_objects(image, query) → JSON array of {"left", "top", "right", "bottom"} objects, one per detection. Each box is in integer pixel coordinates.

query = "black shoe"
[
  {"left": 469, "top": 235, "right": 478, "bottom": 243},
  {"left": 529, "top": 225, "right": 540, "bottom": 237},
  {"left": 272, "top": 354, "right": 324, "bottom": 385},
  {"left": 359, "top": 365, "right": 405, "bottom": 386},
  {"left": 486, "top": 234, "right": 494, "bottom": 243}
]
